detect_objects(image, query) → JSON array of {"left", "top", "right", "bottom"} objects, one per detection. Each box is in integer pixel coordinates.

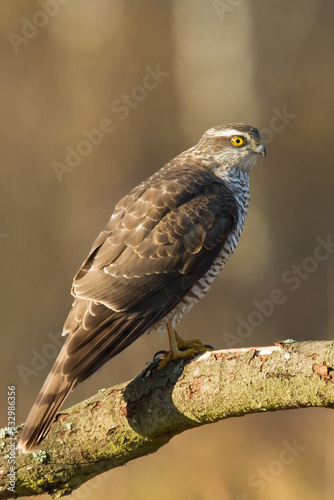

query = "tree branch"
[{"left": 1, "top": 340, "right": 333, "bottom": 498}]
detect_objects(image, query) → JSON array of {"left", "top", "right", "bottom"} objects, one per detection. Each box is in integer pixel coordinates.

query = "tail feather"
[
  {"left": 18, "top": 301, "right": 163, "bottom": 453},
  {"left": 18, "top": 360, "right": 76, "bottom": 453}
]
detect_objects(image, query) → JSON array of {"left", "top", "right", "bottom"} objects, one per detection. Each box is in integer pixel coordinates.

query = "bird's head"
[{"left": 198, "top": 123, "right": 266, "bottom": 174}]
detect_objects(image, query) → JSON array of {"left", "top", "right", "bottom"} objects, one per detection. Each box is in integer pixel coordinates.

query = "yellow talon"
[
  {"left": 174, "top": 330, "right": 208, "bottom": 351},
  {"left": 157, "top": 322, "right": 213, "bottom": 370}
]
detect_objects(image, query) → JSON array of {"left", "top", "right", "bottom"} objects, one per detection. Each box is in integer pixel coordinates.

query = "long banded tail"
[
  {"left": 18, "top": 358, "right": 76, "bottom": 454},
  {"left": 18, "top": 300, "right": 160, "bottom": 453}
]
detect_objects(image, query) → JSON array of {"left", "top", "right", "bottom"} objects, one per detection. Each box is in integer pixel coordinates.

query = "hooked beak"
[{"left": 253, "top": 142, "right": 266, "bottom": 157}]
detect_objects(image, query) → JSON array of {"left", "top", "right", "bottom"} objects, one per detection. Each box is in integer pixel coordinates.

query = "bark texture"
[{"left": 1, "top": 340, "right": 333, "bottom": 498}]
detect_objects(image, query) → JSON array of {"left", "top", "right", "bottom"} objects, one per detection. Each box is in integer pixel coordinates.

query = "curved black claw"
[
  {"left": 146, "top": 350, "right": 168, "bottom": 366},
  {"left": 153, "top": 349, "right": 168, "bottom": 361},
  {"left": 191, "top": 344, "right": 215, "bottom": 355}
]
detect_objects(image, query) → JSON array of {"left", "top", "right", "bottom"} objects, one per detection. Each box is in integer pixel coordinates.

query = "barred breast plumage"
[{"left": 149, "top": 168, "right": 251, "bottom": 334}]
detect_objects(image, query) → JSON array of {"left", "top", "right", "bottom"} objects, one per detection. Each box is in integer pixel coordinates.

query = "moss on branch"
[{"left": 0, "top": 340, "right": 333, "bottom": 498}]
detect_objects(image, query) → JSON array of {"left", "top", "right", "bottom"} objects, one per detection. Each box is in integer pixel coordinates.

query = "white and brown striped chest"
[{"left": 151, "top": 169, "right": 250, "bottom": 334}]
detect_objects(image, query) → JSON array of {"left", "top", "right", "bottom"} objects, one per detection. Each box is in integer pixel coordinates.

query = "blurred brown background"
[{"left": 1, "top": 1, "right": 334, "bottom": 499}]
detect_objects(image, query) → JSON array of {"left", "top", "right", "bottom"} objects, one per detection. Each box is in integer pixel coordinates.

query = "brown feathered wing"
[{"left": 18, "top": 159, "right": 238, "bottom": 452}]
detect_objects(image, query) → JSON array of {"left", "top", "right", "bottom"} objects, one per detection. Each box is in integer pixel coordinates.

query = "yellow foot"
[
  {"left": 157, "top": 347, "right": 198, "bottom": 370},
  {"left": 174, "top": 330, "right": 208, "bottom": 352},
  {"left": 157, "top": 325, "right": 213, "bottom": 370}
]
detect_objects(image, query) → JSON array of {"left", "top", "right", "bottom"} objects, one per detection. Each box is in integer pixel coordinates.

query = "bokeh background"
[{"left": 1, "top": 1, "right": 334, "bottom": 499}]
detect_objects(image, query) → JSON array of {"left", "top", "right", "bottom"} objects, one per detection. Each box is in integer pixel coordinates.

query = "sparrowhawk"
[{"left": 18, "top": 123, "right": 266, "bottom": 453}]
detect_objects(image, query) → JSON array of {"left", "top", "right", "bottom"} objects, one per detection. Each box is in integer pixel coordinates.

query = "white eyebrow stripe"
[{"left": 207, "top": 129, "right": 247, "bottom": 138}]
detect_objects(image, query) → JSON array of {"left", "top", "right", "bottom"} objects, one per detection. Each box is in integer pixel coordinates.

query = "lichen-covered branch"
[{"left": 1, "top": 340, "right": 333, "bottom": 499}]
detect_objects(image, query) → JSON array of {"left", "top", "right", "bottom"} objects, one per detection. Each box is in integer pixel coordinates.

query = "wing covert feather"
[{"left": 72, "top": 163, "right": 239, "bottom": 316}]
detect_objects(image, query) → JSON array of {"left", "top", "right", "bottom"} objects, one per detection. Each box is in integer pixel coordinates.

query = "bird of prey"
[{"left": 18, "top": 123, "right": 266, "bottom": 453}]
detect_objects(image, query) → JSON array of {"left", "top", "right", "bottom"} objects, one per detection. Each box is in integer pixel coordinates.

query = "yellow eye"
[{"left": 231, "top": 136, "right": 245, "bottom": 147}]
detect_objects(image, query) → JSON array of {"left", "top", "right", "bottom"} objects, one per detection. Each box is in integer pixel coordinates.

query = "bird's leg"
[
  {"left": 174, "top": 329, "right": 209, "bottom": 352},
  {"left": 157, "top": 322, "right": 212, "bottom": 370}
]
